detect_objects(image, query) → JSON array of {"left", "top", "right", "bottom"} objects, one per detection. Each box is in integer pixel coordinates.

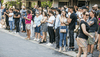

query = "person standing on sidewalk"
[
  {"left": 46, "top": 11, "right": 55, "bottom": 46},
  {"left": 12, "top": 6, "right": 16, "bottom": 30},
  {"left": 67, "top": 7, "right": 77, "bottom": 51},
  {"left": 34, "top": 12, "right": 41, "bottom": 41},
  {"left": 5, "top": 9, "right": 14, "bottom": 32},
  {"left": 97, "top": 12, "right": 100, "bottom": 57},
  {"left": 87, "top": 10, "right": 97, "bottom": 56},
  {"left": 23, "top": 10, "right": 32, "bottom": 40},
  {"left": 4, "top": 8, "right": 9, "bottom": 29},
  {"left": 77, "top": 12, "right": 94, "bottom": 57},
  {"left": 39, "top": 12, "right": 48, "bottom": 43},
  {"left": 59, "top": 11, "right": 68, "bottom": 52},
  {"left": 13, "top": 8, "right": 20, "bottom": 34},
  {"left": 54, "top": 9, "right": 61, "bottom": 49},
  {"left": 20, "top": 6, "right": 27, "bottom": 33}
]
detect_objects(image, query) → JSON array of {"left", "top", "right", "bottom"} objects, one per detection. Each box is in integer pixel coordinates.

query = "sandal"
[{"left": 25, "top": 38, "right": 30, "bottom": 40}]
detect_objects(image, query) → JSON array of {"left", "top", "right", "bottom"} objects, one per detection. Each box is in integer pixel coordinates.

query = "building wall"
[
  {"left": 89, "top": 0, "right": 100, "bottom": 10},
  {"left": 52, "top": 0, "right": 59, "bottom": 7}
]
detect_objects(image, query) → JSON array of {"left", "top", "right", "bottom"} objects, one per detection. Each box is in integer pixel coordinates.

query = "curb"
[{"left": 0, "top": 28, "right": 77, "bottom": 57}]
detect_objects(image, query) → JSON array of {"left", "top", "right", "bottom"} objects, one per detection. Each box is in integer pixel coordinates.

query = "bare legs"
[
  {"left": 77, "top": 47, "right": 82, "bottom": 57},
  {"left": 38, "top": 33, "right": 40, "bottom": 39},
  {"left": 26, "top": 29, "right": 31, "bottom": 39},
  {"left": 41, "top": 32, "right": 47, "bottom": 42},
  {"left": 35, "top": 32, "right": 38, "bottom": 39},
  {"left": 35, "top": 32, "right": 40, "bottom": 39},
  {"left": 77, "top": 46, "right": 87, "bottom": 57},
  {"left": 88, "top": 44, "right": 94, "bottom": 54}
]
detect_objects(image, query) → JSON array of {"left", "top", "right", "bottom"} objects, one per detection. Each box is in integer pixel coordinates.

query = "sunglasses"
[{"left": 86, "top": 14, "right": 89, "bottom": 16}]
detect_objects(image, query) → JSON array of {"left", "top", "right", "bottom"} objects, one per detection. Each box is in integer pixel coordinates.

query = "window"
[{"left": 59, "top": 2, "right": 67, "bottom": 7}]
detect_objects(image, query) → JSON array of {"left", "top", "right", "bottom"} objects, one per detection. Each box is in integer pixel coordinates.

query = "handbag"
[{"left": 60, "top": 29, "right": 66, "bottom": 33}]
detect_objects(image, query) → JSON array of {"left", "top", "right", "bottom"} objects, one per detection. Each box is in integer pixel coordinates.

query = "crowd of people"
[{"left": 1, "top": 4, "right": 100, "bottom": 57}]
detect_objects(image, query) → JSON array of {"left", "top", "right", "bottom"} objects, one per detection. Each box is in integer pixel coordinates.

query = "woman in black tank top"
[{"left": 77, "top": 12, "right": 94, "bottom": 57}]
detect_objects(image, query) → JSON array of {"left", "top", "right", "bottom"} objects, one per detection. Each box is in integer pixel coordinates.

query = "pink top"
[
  {"left": 98, "top": 18, "right": 100, "bottom": 25},
  {"left": 25, "top": 14, "right": 32, "bottom": 24}
]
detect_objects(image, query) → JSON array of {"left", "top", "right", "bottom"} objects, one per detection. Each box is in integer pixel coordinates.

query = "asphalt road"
[{"left": 0, "top": 31, "right": 70, "bottom": 57}]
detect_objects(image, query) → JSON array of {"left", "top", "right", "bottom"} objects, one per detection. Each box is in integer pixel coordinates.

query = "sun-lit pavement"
[
  {"left": 0, "top": 30, "right": 70, "bottom": 57},
  {"left": 0, "top": 27, "right": 99, "bottom": 57}
]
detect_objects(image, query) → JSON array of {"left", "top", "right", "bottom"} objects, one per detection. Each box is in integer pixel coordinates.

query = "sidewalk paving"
[{"left": 0, "top": 27, "right": 99, "bottom": 57}]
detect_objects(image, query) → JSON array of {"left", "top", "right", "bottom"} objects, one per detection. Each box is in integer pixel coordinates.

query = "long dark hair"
[
  {"left": 91, "top": 10, "right": 97, "bottom": 19},
  {"left": 49, "top": 11, "right": 54, "bottom": 15},
  {"left": 43, "top": 11, "right": 47, "bottom": 16},
  {"left": 27, "top": 10, "right": 31, "bottom": 14},
  {"left": 61, "top": 10, "right": 67, "bottom": 18}
]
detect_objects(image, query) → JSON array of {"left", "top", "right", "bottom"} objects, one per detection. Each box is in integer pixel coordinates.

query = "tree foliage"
[
  {"left": 41, "top": 1, "right": 53, "bottom": 8},
  {"left": 5, "top": 0, "right": 20, "bottom": 8},
  {"left": 1, "top": 0, "right": 4, "bottom": 3}
]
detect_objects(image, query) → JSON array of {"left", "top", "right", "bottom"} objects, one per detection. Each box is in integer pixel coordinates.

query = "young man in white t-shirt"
[{"left": 5, "top": 9, "right": 14, "bottom": 31}]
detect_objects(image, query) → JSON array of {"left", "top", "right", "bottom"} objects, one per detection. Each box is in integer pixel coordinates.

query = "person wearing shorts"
[
  {"left": 23, "top": 10, "right": 32, "bottom": 40},
  {"left": 34, "top": 12, "right": 41, "bottom": 41},
  {"left": 97, "top": 13, "right": 100, "bottom": 57},
  {"left": 87, "top": 10, "right": 97, "bottom": 56},
  {"left": 77, "top": 12, "right": 94, "bottom": 57}
]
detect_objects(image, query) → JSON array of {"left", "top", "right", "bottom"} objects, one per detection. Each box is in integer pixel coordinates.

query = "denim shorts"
[{"left": 35, "top": 26, "right": 40, "bottom": 33}]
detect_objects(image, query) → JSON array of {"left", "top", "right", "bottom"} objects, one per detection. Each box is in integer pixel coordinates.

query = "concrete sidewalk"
[{"left": 0, "top": 28, "right": 99, "bottom": 57}]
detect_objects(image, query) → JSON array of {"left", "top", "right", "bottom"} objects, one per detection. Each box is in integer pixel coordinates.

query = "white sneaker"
[
  {"left": 16, "top": 32, "right": 19, "bottom": 34},
  {"left": 37, "top": 39, "right": 40, "bottom": 41},
  {"left": 13, "top": 32, "right": 16, "bottom": 34},
  {"left": 46, "top": 43, "right": 50, "bottom": 45},
  {"left": 46, "top": 43, "right": 53, "bottom": 46},
  {"left": 34, "top": 38, "right": 37, "bottom": 41}
]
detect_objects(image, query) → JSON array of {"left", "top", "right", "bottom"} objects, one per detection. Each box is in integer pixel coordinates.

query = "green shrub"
[{"left": 41, "top": 1, "right": 53, "bottom": 8}]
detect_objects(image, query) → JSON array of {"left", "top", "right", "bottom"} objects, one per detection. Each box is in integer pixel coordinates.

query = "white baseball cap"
[{"left": 92, "top": 4, "right": 98, "bottom": 7}]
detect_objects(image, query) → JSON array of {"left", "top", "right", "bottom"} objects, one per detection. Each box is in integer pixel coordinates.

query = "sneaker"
[
  {"left": 13, "top": 32, "right": 16, "bottom": 34},
  {"left": 9, "top": 30, "right": 13, "bottom": 32},
  {"left": 46, "top": 43, "right": 51, "bottom": 45},
  {"left": 46, "top": 43, "right": 53, "bottom": 46},
  {"left": 68, "top": 48, "right": 72, "bottom": 51},
  {"left": 87, "top": 52, "right": 90, "bottom": 55},
  {"left": 16, "top": 32, "right": 19, "bottom": 34},
  {"left": 89, "top": 53, "right": 94, "bottom": 57},
  {"left": 71, "top": 48, "right": 75, "bottom": 51},
  {"left": 37, "top": 39, "right": 40, "bottom": 41},
  {"left": 34, "top": 38, "right": 37, "bottom": 41}
]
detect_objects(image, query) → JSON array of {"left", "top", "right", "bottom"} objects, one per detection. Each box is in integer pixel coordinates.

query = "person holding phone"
[
  {"left": 23, "top": 10, "right": 32, "bottom": 40},
  {"left": 59, "top": 10, "right": 68, "bottom": 52},
  {"left": 5, "top": 9, "right": 14, "bottom": 32}
]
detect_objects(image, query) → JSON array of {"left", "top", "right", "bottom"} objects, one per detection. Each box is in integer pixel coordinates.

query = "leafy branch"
[
  {"left": 41, "top": 1, "right": 53, "bottom": 8},
  {"left": 1, "top": 0, "right": 4, "bottom": 3}
]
